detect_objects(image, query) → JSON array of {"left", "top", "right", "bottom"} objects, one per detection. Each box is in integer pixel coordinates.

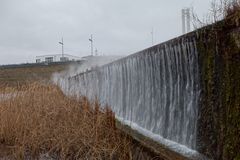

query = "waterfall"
[{"left": 56, "top": 37, "right": 200, "bottom": 154}]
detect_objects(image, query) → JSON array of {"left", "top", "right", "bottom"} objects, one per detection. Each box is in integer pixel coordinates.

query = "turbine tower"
[
  {"left": 182, "top": 8, "right": 191, "bottom": 34},
  {"left": 89, "top": 35, "right": 93, "bottom": 56},
  {"left": 59, "top": 37, "right": 64, "bottom": 58}
]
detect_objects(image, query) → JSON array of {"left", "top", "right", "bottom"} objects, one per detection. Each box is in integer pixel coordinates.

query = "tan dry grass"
[{"left": 0, "top": 83, "right": 132, "bottom": 159}]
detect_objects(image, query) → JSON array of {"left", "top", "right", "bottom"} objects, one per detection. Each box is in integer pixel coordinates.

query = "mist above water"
[{"left": 52, "top": 55, "right": 123, "bottom": 82}]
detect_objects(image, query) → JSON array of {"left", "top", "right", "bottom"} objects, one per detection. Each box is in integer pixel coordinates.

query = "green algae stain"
[{"left": 196, "top": 16, "right": 240, "bottom": 160}]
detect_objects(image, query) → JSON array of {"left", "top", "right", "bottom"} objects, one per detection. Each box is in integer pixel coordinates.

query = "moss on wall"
[{"left": 196, "top": 15, "right": 240, "bottom": 160}]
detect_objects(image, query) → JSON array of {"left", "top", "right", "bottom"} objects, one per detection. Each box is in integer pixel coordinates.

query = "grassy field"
[{"left": 0, "top": 64, "right": 68, "bottom": 87}]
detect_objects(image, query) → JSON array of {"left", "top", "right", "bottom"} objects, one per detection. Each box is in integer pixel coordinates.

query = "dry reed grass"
[{"left": 0, "top": 83, "right": 132, "bottom": 159}]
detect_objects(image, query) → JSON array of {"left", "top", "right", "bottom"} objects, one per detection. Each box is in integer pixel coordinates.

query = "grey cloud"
[{"left": 0, "top": 0, "right": 211, "bottom": 64}]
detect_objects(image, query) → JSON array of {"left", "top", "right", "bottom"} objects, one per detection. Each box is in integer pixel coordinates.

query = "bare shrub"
[
  {"left": 225, "top": 0, "right": 240, "bottom": 17},
  {"left": 191, "top": 0, "right": 240, "bottom": 29}
]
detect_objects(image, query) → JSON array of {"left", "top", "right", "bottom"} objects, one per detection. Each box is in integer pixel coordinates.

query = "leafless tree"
[{"left": 191, "top": 0, "right": 239, "bottom": 29}]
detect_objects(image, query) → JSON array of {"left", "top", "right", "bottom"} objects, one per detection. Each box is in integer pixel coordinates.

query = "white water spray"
[{"left": 55, "top": 37, "right": 201, "bottom": 157}]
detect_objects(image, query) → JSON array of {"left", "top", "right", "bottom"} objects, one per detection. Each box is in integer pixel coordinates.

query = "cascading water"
[{"left": 55, "top": 37, "right": 201, "bottom": 156}]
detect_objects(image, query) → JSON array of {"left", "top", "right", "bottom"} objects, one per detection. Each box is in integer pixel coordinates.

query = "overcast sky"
[{"left": 0, "top": 0, "right": 212, "bottom": 64}]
